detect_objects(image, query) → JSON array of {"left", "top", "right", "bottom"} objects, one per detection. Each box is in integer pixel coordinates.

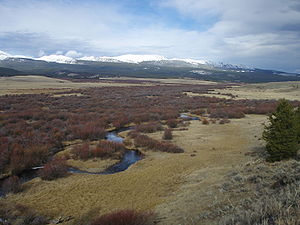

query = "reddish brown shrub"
[
  {"left": 112, "top": 116, "right": 130, "bottom": 129},
  {"left": 0, "top": 138, "right": 9, "bottom": 173},
  {"left": 132, "top": 133, "right": 183, "bottom": 153},
  {"left": 163, "top": 128, "right": 173, "bottom": 140},
  {"left": 92, "top": 140, "right": 125, "bottom": 159},
  {"left": 39, "top": 158, "right": 68, "bottom": 180},
  {"left": 191, "top": 109, "right": 206, "bottom": 115},
  {"left": 166, "top": 119, "right": 179, "bottom": 128},
  {"left": 135, "top": 122, "right": 163, "bottom": 133},
  {"left": 69, "top": 123, "right": 106, "bottom": 140},
  {"left": 210, "top": 119, "right": 216, "bottom": 124},
  {"left": 219, "top": 119, "right": 230, "bottom": 124},
  {"left": 2, "top": 176, "right": 22, "bottom": 194},
  {"left": 209, "top": 107, "right": 245, "bottom": 119},
  {"left": 71, "top": 142, "right": 91, "bottom": 160},
  {"left": 202, "top": 119, "right": 209, "bottom": 125},
  {"left": 91, "top": 209, "right": 153, "bottom": 225}
]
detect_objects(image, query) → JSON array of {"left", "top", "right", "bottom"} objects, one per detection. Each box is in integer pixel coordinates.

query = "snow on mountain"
[
  {"left": 0, "top": 49, "right": 252, "bottom": 70},
  {"left": 170, "top": 58, "right": 209, "bottom": 65},
  {"left": 78, "top": 54, "right": 211, "bottom": 65},
  {"left": 78, "top": 56, "right": 120, "bottom": 63},
  {"left": 113, "top": 54, "right": 167, "bottom": 63},
  {"left": 79, "top": 54, "right": 167, "bottom": 63},
  {"left": 0, "top": 50, "right": 32, "bottom": 60},
  {"left": 37, "top": 55, "right": 76, "bottom": 64},
  {"left": 0, "top": 50, "right": 10, "bottom": 60}
]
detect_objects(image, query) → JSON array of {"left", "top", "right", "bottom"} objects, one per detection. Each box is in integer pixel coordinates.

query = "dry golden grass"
[
  {"left": 214, "top": 82, "right": 300, "bottom": 101},
  {"left": 183, "top": 91, "right": 232, "bottom": 99},
  {"left": 55, "top": 141, "right": 118, "bottom": 173},
  {"left": 66, "top": 158, "right": 119, "bottom": 173},
  {"left": 0, "top": 75, "right": 144, "bottom": 95},
  {"left": 184, "top": 81, "right": 300, "bottom": 101},
  {"left": 3, "top": 115, "right": 266, "bottom": 224},
  {"left": 100, "top": 77, "right": 217, "bottom": 85}
]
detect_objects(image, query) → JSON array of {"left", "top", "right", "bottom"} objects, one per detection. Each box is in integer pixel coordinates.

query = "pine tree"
[
  {"left": 263, "top": 99, "right": 298, "bottom": 162},
  {"left": 295, "top": 106, "right": 300, "bottom": 143}
]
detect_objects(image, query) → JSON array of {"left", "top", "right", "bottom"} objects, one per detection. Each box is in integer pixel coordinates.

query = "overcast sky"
[{"left": 1, "top": 0, "right": 300, "bottom": 72}]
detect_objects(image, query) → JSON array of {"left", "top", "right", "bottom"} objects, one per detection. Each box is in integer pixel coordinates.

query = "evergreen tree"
[
  {"left": 295, "top": 106, "right": 300, "bottom": 143},
  {"left": 263, "top": 99, "right": 298, "bottom": 162}
]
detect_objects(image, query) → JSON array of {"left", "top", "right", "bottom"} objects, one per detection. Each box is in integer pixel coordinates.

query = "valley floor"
[{"left": 1, "top": 76, "right": 299, "bottom": 225}]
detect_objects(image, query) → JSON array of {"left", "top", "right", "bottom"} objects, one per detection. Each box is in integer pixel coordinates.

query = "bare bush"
[
  {"left": 71, "top": 142, "right": 91, "bottom": 160},
  {"left": 91, "top": 209, "right": 154, "bottom": 225},
  {"left": 130, "top": 132, "right": 183, "bottom": 153},
  {"left": 135, "top": 122, "right": 163, "bottom": 133},
  {"left": 2, "top": 176, "right": 22, "bottom": 194},
  {"left": 163, "top": 128, "right": 173, "bottom": 140},
  {"left": 39, "top": 158, "right": 68, "bottom": 180}
]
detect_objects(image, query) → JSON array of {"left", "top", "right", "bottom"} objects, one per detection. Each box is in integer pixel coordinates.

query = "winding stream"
[
  {"left": 180, "top": 113, "right": 200, "bottom": 120},
  {"left": 69, "top": 129, "right": 142, "bottom": 174},
  {"left": 0, "top": 128, "right": 141, "bottom": 197},
  {"left": 1, "top": 114, "right": 197, "bottom": 196}
]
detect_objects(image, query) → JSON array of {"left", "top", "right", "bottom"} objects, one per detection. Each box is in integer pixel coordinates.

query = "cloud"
[
  {"left": 0, "top": 0, "right": 299, "bottom": 72},
  {"left": 65, "top": 50, "right": 82, "bottom": 58}
]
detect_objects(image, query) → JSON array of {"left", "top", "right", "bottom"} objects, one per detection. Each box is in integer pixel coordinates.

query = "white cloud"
[
  {"left": 0, "top": 0, "right": 299, "bottom": 71},
  {"left": 65, "top": 50, "right": 82, "bottom": 58}
]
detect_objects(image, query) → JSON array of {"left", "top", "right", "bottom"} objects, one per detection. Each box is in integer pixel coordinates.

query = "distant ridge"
[{"left": 0, "top": 50, "right": 299, "bottom": 83}]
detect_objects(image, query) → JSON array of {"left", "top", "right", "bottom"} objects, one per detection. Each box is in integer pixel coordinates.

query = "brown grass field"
[
  {"left": 185, "top": 81, "right": 300, "bottom": 101},
  {"left": 1, "top": 76, "right": 299, "bottom": 224},
  {"left": 0, "top": 75, "right": 143, "bottom": 95}
]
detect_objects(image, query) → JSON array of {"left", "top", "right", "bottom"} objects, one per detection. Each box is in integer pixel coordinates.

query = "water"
[
  {"left": 69, "top": 150, "right": 142, "bottom": 175},
  {"left": 106, "top": 131, "right": 124, "bottom": 143},
  {"left": 180, "top": 113, "right": 200, "bottom": 120}
]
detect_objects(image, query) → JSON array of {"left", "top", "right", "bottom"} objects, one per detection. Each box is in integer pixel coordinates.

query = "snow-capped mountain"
[
  {"left": 0, "top": 50, "right": 10, "bottom": 60},
  {"left": 78, "top": 54, "right": 209, "bottom": 66},
  {"left": 37, "top": 54, "right": 76, "bottom": 64},
  {"left": 0, "top": 50, "right": 212, "bottom": 67},
  {"left": 0, "top": 50, "right": 255, "bottom": 71},
  {"left": 0, "top": 50, "right": 33, "bottom": 61},
  {"left": 1, "top": 49, "right": 299, "bottom": 83}
]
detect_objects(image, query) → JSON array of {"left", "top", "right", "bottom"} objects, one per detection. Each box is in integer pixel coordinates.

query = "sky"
[{"left": 0, "top": 0, "right": 300, "bottom": 72}]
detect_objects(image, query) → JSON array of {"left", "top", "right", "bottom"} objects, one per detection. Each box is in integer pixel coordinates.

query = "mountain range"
[{"left": 0, "top": 50, "right": 299, "bottom": 83}]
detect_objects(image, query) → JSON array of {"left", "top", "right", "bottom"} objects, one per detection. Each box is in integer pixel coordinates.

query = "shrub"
[
  {"left": 295, "top": 106, "right": 300, "bottom": 143},
  {"left": 202, "top": 119, "right": 209, "bottom": 125},
  {"left": 163, "top": 128, "right": 173, "bottom": 140},
  {"left": 92, "top": 140, "right": 125, "bottom": 159},
  {"left": 132, "top": 132, "right": 183, "bottom": 153},
  {"left": 166, "top": 119, "right": 179, "bottom": 128},
  {"left": 191, "top": 109, "right": 206, "bottom": 115},
  {"left": 209, "top": 107, "right": 245, "bottom": 119},
  {"left": 70, "top": 123, "right": 106, "bottom": 140},
  {"left": 263, "top": 99, "right": 298, "bottom": 162},
  {"left": 135, "top": 122, "right": 163, "bottom": 133},
  {"left": 10, "top": 144, "right": 49, "bottom": 175},
  {"left": 39, "top": 158, "right": 68, "bottom": 180},
  {"left": 71, "top": 142, "right": 90, "bottom": 160},
  {"left": 91, "top": 209, "right": 153, "bottom": 225},
  {"left": 2, "top": 176, "right": 22, "bottom": 194},
  {"left": 0, "top": 139, "right": 9, "bottom": 173},
  {"left": 219, "top": 119, "right": 230, "bottom": 124},
  {"left": 0, "top": 202, "right": 48, "bottom": 225}
]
